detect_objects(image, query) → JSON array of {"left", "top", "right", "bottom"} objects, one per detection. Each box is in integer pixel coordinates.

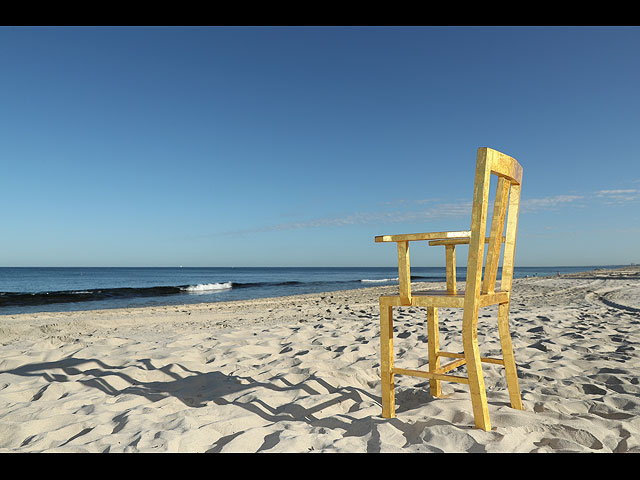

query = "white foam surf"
[{"left": 182, "top": 282, "right": 233, "bottom": 292}]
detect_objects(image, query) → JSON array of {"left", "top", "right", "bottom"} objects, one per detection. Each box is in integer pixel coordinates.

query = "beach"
[{"left": 1, "top": 266, "right": 639, "bottom": 452}]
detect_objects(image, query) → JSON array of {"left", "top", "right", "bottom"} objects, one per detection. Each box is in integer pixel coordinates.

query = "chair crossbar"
[
  {"left": 392, "top": 367, "right": 470, "bottom": 385},
  {"left": 438, "top": 351, "right": 505, "bottom": 366},
  {"left": 438, "top": 357, "right": 467, "bottom": 374},
  {"left": 392, "top": 352, "right": 506, "bottom": 387}
]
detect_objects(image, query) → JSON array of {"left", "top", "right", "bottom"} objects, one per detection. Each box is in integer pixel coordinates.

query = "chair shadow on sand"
[{"left": 1, "top": 355, "right": 472, "bottom": 452}]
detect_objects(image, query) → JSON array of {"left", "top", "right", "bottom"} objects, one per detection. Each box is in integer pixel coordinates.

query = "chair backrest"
[{"left": 465, "top": 147, "right": 523, "bottom": 300}]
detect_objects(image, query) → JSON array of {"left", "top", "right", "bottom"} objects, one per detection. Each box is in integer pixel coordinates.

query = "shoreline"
[
  {"left": 0, "top": 265, "right": 625, "bottom": 316},
  {"left": 1, "top": 265, "right": 638, "bottom": 348},
  {"left": 1, "top": 265, "right": 639, "bottom": 451},
  {"left": 2, "top": 264, "right": 636, "bottom": 321}
]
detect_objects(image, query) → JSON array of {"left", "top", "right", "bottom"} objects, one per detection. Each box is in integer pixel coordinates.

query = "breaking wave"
[
  {"left": 0, "top": 280, "right": 309, "bottom": 308},
  {"left": 0, "top": 275, "right": 449, "bottom": 309},
  {"left": 182, "top": 282, "right": 233, "bottom": 292}
]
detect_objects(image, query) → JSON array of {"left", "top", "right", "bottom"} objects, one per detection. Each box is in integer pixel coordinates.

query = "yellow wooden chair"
[{"left": 374, "top": 147, "right": 524, "bottom": 431}]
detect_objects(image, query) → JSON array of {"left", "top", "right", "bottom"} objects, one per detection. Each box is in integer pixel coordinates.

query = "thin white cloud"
[
  {"left": 219, "top": 186, "right": 638, "bottom": 236},
  {"left": 596, "top": 189, "right": 638, "bottom": 195},
  {"left": 520, "top": 194, "right": 585, "bottom": 213},
  {"left": 222, "top": 201, "right": 473, "bottom": 235},
  {"left": 595, "top": 189, "right": 639, "bottom": 204},
  {"left": 596, "top": 188, "right": 640, "bottom": 205}
]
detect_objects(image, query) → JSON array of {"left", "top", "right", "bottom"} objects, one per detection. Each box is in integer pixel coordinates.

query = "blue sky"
[{"left": 1, "top": 26, "right": 639, "bottom": 267}]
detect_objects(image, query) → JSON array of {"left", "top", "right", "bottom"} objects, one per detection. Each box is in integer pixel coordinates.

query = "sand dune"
[{"left": 1, "top": 266, "right": 639, "bottom": 452}]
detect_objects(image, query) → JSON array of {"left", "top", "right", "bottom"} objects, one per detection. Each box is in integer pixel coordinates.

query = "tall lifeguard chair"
[{"left": 374, "top": 147, "right": 524, "bottom": 431}]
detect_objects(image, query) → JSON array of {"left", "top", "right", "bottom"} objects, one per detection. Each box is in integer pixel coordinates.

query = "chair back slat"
[
  {"left": 465, "top": 148, "right": 523, "bottom": 302},
  {"left": 482, "top": 176, "right": 510, "bottom": 294},
  {"left": 500, "top": 183, "right": 521, "bottom": 292}
]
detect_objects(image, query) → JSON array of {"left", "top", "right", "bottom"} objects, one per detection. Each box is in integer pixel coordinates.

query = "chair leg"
[
  {"left": 380, "top": 301, "right": 395, "bottom": 418},
  {"left": 427, "top": 306, "right": 441, "bottom": 397},
  {"left": 462, "top": 306, "right": 492, "bottom": 431},
  {"left": 498, "top": 302, "right": 524, "bottom": 410}
]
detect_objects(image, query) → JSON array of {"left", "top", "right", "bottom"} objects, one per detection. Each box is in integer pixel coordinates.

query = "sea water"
[{"left": 0, "top": 266, "right": 611, "bottom": 315}]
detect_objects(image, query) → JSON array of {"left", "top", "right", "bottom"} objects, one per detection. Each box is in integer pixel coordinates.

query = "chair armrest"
[
  {"left": 374, "top": 230, "right": 470, "bottom": 304},
  {"left": 428, "top": 235, "right": 506, "bottom": 246},
  {"left": 374, "top": 230, "right": 471, "bottom": 243}
]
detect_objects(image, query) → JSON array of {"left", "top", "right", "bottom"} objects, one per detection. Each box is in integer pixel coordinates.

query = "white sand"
[{"left": 1, "top": 266, "right": 639, "bottom": 452}]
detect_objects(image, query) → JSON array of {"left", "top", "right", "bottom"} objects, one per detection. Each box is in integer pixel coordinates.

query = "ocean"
[{"left": 0, "top": 266, "right": 611, "bottom": 315}]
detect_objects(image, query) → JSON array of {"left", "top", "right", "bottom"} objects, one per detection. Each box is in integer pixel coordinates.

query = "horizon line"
[{"left": 0, "top": 264, "right": 632, "bottom": 269}]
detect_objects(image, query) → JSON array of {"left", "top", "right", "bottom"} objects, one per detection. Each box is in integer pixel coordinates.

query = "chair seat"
[{"left": 380, "top": 289, "right": 510, "bottom": 308}]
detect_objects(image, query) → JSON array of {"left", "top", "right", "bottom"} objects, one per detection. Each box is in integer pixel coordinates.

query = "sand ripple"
[{"left": 1, "top": 267, "right": 640, "bottom": 452}]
